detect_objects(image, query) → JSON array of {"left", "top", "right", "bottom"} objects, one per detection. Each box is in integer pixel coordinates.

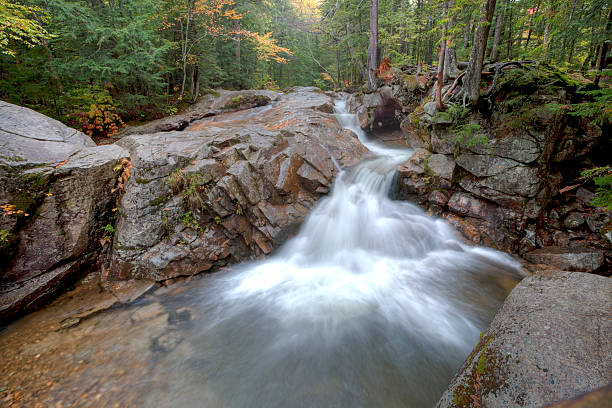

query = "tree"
[
  {"left": 463, "top": 0, "right": 497, "bottom": 104},
  {"left": 436, "top": 0, "right": 448, "bottom": 109},
  {"left": 489, "top": 0, "right": 505, "bottom": 61},
  {"left": 367, "top": 0, "right": 378, "bottom": 89},
  {"left": 0, "top": 0, "right": 52, "bottom": 56}
]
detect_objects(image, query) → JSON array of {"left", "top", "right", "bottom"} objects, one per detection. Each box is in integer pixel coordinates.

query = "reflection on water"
[{"left": 0, "top": 99, "right": 521, "bottom": 408}]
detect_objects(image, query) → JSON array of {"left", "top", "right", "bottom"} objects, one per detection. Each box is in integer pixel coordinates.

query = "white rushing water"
[{"left": 146, "top": 98, "right": 522, "bottom": 408}]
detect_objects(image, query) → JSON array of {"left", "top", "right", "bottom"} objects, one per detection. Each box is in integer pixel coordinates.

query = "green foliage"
[
  {"left": 0, "top": 229, "right": 10, "bottom": 248},
  {"left": 102, "top": 223, "right": 115, "bottom": 239},
  {"left": 0, "top": 0, "right": 53, "bottom": 56},
  {"left": 566, "top": 89, "right": 612, "bottom": 126},
  {"left": 453, "top": 123, "right": 490, "bottom": 148},
  {"left": 447, "top": 104, "right": 471, "bottom": 126},
  {"left": 65, "top": 89, "right": 124, "bottom": 138},
  {"left": 168, "top": 170, "right": 213, "bottom": 210},
  {"left": 182, "top": 210, "right": 203, "bottom": 233},
  {"left": 581, "top": 166, "right": 612, "bottom": 210}
]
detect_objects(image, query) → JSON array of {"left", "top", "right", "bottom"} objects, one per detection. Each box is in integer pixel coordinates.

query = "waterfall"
[{"left": 143, "top": 98, "right": 522, "bottom": 408}]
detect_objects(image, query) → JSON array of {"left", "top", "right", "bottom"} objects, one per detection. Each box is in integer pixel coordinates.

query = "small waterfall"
[{"left": 145, "top": 98, "right": 522, "bottom": 408}]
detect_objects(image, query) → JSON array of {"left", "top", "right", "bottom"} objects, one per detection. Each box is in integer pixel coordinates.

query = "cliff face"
[{"left": 356, "top": 66, "right": 610, "bottom": 274}]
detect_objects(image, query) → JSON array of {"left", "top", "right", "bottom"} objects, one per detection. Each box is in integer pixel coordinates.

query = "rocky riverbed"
[{"left": 1, "top": 83, "right": 611, "bottom": 407}]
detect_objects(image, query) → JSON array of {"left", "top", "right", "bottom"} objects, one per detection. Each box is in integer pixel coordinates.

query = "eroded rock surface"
[
  {"left": 437, "top": 270, "right": 612, "bottom": 408},
  {"left": 110, "top": 87, "right": 368, "bottom": 281},
  {"left": 387, "top": 69, "right": 610, "bottom": 264},
  {"left": 120, "top": 90, "right": 279, "bottom": 135},
  {"left": 0, "top": 101, "right": 129, "bottom": 322}
]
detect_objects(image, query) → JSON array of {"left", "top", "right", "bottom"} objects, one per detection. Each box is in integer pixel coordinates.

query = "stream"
[{"left": 0, "top": 99, "right": 522, "bottom": 407}]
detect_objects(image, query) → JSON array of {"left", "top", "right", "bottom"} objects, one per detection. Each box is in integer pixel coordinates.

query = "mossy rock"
[{"left": 224, "top": 94, "right": 271, "bottom": 110}]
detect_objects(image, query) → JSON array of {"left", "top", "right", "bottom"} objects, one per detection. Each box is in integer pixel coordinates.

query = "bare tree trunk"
[
  {"left": 444, "top": 0, "right": 459, "bottom": 81},
  {"left": 464, "top": 0, "right": 497, "bottom": 104},
  {"left": 464, "top": 11, "right": 472, "bottom": 48},
  {"left": 560, "top": 0, "right": 579, "bottom": 62},
  {"left": 191, "top": 65, "right": 200, "bottom": 102},
  {"left": 235, "top": 19, "right": 241, "bottom": 74},
  {"left": 505, "top": 1, "right": 513, "bottom": 59},
  {"left": 490, "top": 0, "right": 505, "bottom": 61},
  {"left": 180, "top": 0, "right": 194, "bottom": 97},
  {"left": 367, "top": 0, "right": 379, "bottom": 89},
  {"left": 425, "top": 19, "right": 434, "bottom": 66},
  {"left": 524, "top": 0, "right": 541, "bottom": 49},
  {"left": 437, "top": 0, "right": 448, "bottom": 110},
  {"left": 542, "top": 2, "right": 554, "bottom": 62},
  {"left": 594, "top": 7, "right": 612, "bottom": 86}
]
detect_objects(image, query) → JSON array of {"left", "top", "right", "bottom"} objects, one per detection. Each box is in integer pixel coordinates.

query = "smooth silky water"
[{"left": 134, "top": 99, "right": 522, "bottom": 407}]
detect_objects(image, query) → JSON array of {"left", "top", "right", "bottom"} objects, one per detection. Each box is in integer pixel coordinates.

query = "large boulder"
[
  {"left": 109, "top": 87, "right": 368, "bottom": 281},
  {"left": 524, "top": 246, "right": 605, "bottom": 273},
  {"left": 120, "top": 90, "right": 279, "bottom": 135},
  {"left": 0, "top": 101, "right": 129, "bottom": 322},
  {"left": 437, "top": 270, "right": 612, "bottom": 408}
]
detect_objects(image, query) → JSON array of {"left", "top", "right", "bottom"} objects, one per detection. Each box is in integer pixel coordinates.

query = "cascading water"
[{"left": 142, "top": 99, "right": 522, "bottom": 407}]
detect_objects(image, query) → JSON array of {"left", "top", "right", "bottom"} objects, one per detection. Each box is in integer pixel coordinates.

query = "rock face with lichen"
[
  {"left": 0, "top": 100, "right": 129, "bottom": 322},
  {"left": 436, "top": 270, "right": 612, "bottom": 408},
  {"left": 109, "top": 87, "right": 368, "bottom": 281},
  {"left": 388, "top": 67, "right": 610, "bottom": 272}
]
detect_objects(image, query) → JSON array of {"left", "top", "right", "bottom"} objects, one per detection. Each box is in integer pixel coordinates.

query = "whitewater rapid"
[{"left": 143, "top": 98, "right": 522, "bottom": 408}]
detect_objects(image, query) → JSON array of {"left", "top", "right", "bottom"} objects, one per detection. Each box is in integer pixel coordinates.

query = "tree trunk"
[
  {"left": 560, "top": 0, "right": 579, "bottom": 62},
  {"left": 235, "top": 19, "right": 241, "bottom": 83},
  {"left": 490, "top": 0, "right": 505, "bottom": 61},
  {"left": 444, "top": 0, "right": 459, "bottom": 81},
  {"left": 505, "top": 1, "right": 513, "bottom": 59},
  {"left": 425, "top": 19, "right": 434, "bottom": 66},
  {"left": 180, "top": 0, "right": 194, "bottom": 97},
  {"left": 594, "top": 7, "right": 612, "bottom": 86},
  {"left": 464, "top": 11, "right": 472, "bottom": 48},
  {"left": 464, "top": 0, "right": 497, "bottom": 104},
  {"left": 191, "top": 65, "right": 200, "bottom": 103},
  {"left": 367, "top": 0, "right": 379, "bottom": 89},
  {"left": 542, "top": 2, "right": 554, "bottom": 62},
  {"left": 524, "top": 0, "right": 541, "bottom": 49},
  {"left": 437, "top": 0, "right": 448, "bottom": 110}
]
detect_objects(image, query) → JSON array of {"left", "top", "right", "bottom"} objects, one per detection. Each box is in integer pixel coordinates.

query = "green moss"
[
  {"left": 135, "top": 178, "right": 152, "bottom": 184},
  {"left": 0, "top": 155, "right": 25, "bottom": 162},
  {"left": 149, "top": 194, "right": 172, "bottom": 207},
  {"left": 223, "top": 94, "right": 270, "bottom": 110}
]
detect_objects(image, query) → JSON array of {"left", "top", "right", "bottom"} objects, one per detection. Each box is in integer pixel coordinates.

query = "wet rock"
[
  {"left": 575, "top": 187, "right": 595, "bottom": 205},
  {"left": 602, "top": 222, "right": 612, "bottom": 246},
  {"left": 104, "top": 280, "right": 156, "bottom": 303},
  {"left": 152, "top": 330, "right": 184, "bottom": 353},
  {"left": 519, "top": 225, "right": 537, "bottom": 253},
  {"left": 110, "top": 88, "right": 368, "bottom": 281},
  {"left": 1, "top": 101, "right": 129, "bottom": 321},
  {"left": 120, "top": 90, "right": 279, "bottom": 135},
  {"left": 437, "top": 270, "right": 612, "bottom": 408},
  {"left": 428, "top": 190, "right": 449, "bottom": 207},
  {"left": 447, "top": 192, "right": 501, "bottom": 221},
  {"left": 524, "top": 246, "right": 604, "bottom": 272},
  {"left": 396, "top": 148, "right": 430, "bottom": 175},
  {"left": 586, "top": 212, "right": 610, "bottom": 233},
  {"left": 564, "top": 212, "right": 585, "bottom": 229},
  {"left": 427, "top": 154, "right": 455, "bottom": 181},
  {"left": 545, "top": 383, "right": 612, "bottom": 408},
  {"left": 131, "top": 302, "right": 166, "bottom": 324},
  {"left": 423, "top": 101, "right": 438, "bottom": 117}
]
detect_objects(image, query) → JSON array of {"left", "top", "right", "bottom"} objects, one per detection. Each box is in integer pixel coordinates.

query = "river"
[{"left": 0, "top": 98, "right": 521, "bottom": 407}]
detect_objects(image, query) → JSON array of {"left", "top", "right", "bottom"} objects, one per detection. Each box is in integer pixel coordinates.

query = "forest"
[{"left": 1, "top": 0, "right": 611, "bottom": 134}]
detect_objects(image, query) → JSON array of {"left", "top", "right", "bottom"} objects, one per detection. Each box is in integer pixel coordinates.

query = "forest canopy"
[{"left": 1, "top": 0, "right": 610, "bottom": 130}]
